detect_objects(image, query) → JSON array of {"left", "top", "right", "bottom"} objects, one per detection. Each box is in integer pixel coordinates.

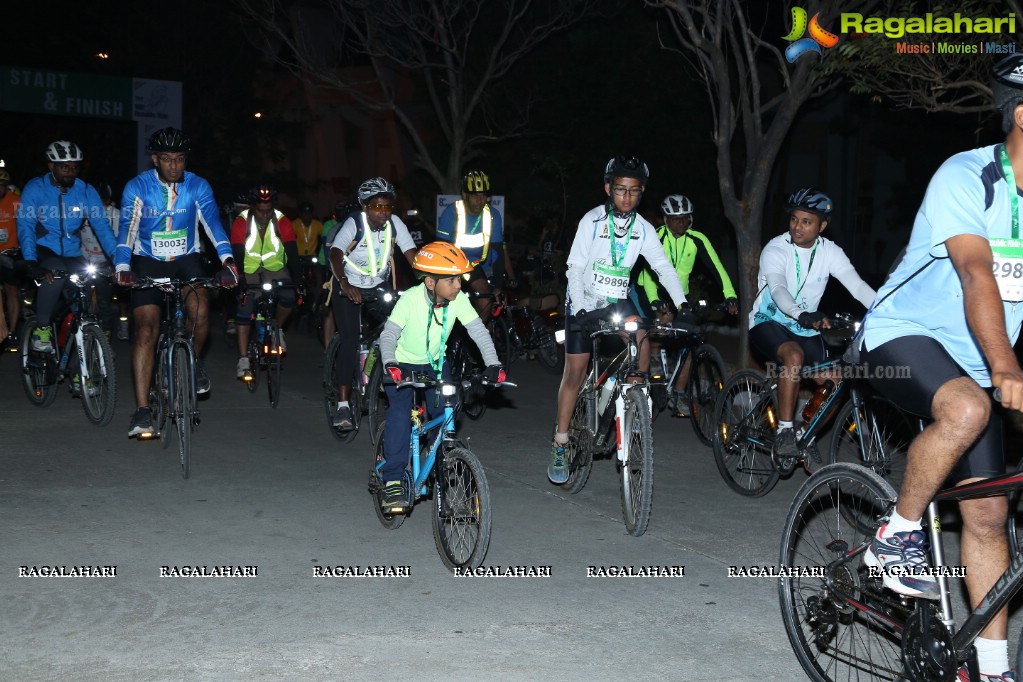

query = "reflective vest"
[
  {"left": 453, "top": 201, "right": 492, "bottom": 265},
  {"left": 343, "top": 212, "right": 393, "bottom": 277},
  {"left": 242, "top": 209, "right": 286, "bottom": 274}
]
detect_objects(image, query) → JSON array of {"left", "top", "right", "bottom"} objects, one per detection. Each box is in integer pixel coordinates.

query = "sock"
[
  {"left": 974, "top": 636, "right": 1009, "bottom": 676},
  {"left": 338, "top": 401, "right": 350, "bottom": 410},
  {"left": 777, "top": 420, "right": 793, "bottom": 432},
  {"left": 554, "top": 431, "right": 569, "bottom": 446},
  {"left": 882, "top": 509, "right": 922, "bottom": 537}
]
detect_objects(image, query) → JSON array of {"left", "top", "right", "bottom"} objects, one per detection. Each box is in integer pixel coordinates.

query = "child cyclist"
[
  {"left": 547, "top": 156, "right": 689, "bottom": 484},
  {"left": 377, "top": 242, "right": 506, "bottom": 511}
]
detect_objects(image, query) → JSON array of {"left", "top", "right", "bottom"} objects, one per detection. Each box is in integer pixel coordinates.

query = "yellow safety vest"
[
  {"left": 242, "top": 209, "right": 287, "bottom": 274},
  {"left": 453, "top": 201, "right": 492, "bottom": 265}
]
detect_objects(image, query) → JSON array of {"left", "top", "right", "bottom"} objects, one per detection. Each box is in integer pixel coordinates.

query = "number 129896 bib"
[
  {"left": 991, "top": 238, "right": 1023, "bottom": 302},
  {"left": 591, "top": 261, "right": 630, "bottom": 301}
]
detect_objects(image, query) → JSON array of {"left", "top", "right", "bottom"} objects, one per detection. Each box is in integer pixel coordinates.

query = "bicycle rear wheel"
[
  {"left": 19, "top": 320, "right": 58, "bottom": 407},
  {"left": 370, "top": 420, "right": 407, "bottom": 530},
  {"left": 173, "top": 345, "right": 194, "bottom": 479},
  {"left": 267, "top": 325, "right": 282, "bottom": 408},
  {"left": 619, "top": 391, "right": 654, "bottom": 537},
  {"left": 779, "top": 463, "right": 902, "bottom": 682},
  {"left": 564, "top": 383, "right": 595, "bottom": 494},
  {"left": 712, "top": 369, "right": 781, "bottom": 497},
  {"left": 432, "top": 446, "right": 492, "bottom": 570},
  {"left": 829, "top": 396, "right": 912, "bottom": 493},
  {"left": 366, "top": 358, "right": 387, "bottom": 446},
  {"left": 79, "top": 323, "right": 117, "bottom": 426},
  {"left": 689, "top": 343, "right": 726, "bottom": 446}
]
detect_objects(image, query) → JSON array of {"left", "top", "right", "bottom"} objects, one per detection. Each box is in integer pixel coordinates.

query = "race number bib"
[
  {"left": 0, "top": 228, "right": 7, "bottom": 243},
  {"left": 991, "top": 238, "right": 1023, "bottom": 302},
  {"left": 591, "top": 262, "right": 630, "bottom": 301},
  {"left": 151, "top": 229, "right": 188, "bottom": 258}
]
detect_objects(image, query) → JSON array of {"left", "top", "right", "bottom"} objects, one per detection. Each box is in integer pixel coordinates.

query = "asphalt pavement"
[{"left": 0, "top": 322, "right": 1018, "bottom": 681}]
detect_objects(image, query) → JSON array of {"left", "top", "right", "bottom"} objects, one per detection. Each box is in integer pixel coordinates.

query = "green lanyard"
[
  {"left": 792, "top": 239, "right": 818, "bottom": 299},
  {"left": 999, "top": 144, "right": 1020, "bottom": 239},
  {"left": 424, "top": 301, "right": 449, "bottom": 376},
  {"left": 609, "top": 212, "right": 636, "bottom": 267},
  {"left": 662, "top": 228, "right": 688, "bottom": 269}
]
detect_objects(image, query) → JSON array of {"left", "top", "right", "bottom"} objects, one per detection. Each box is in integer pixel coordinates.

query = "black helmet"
[
  {"left": 251, "top": 184, "right": 278, "bottom": 204},
  {"left": 993, "top": 55, "right": 1023, "bottom": 132},
  {"left": 786, "top": 187, "right": 833, "bottom": 217},
  {"left": 603, "top": 156, "right": 649, "bottom": 184},
  {"left": 462, "top": 170, "right": 491, "bottom": 194},
  {"left": 147, "top": 127, "right": 191, "bottom": 153}
]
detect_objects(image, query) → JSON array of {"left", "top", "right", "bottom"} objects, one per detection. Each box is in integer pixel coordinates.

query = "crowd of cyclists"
[{"left": 7, "top": 52, "right": 1023, "bottom": 680}]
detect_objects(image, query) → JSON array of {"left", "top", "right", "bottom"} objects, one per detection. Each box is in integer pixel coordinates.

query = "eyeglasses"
[
  {"left": 156, "top": 154, "right": 186, "bottom": 165},
  {"left": 366, "top": 203, "right": 394, "bottom": 211},
  {"left": 54, "top": 163, "right": 82, "bottom": 172},
  {"left": 612, "top": 186, "right": 643, "bottom": 197}
]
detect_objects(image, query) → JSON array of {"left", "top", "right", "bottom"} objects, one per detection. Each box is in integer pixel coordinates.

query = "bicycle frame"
[{"left": 49, "top": 272, "right": 108, "bottom": 386}]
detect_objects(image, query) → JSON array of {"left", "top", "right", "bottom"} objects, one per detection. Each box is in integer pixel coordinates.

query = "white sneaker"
[{"left": 236, "top": 356, "right": 250, "bottom": 379}]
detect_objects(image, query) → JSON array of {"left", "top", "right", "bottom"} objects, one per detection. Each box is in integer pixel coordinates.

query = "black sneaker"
[
  {"left": 774, "top": 428, "right": 798, "bottom": 459},
  {"left": 195, "top": 360, "right": 211, "bottom": 395},
  {"left": 381, "top": 480, "right": 409, "bottom": 512},
  {"left": 333, "top": 405, "right": 353, "bottom": 430},
  {"left": 128, "top": 407, "right": 155, "bottom": 439}
]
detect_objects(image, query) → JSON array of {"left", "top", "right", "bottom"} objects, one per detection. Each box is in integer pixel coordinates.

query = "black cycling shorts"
[
  {"left": 749, "top": 320, "right": 829, "bottom": 367},
  {"left": 863, "top": 335, "right": 1004, "bottom": 482},
  {"left": 563, "top": 300, "right": 640, "bottom": 355},
  {"left": 130, "top": 253, "right": 207, "bottom": 309}
]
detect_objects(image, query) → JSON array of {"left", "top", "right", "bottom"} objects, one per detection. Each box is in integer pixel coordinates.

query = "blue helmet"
[{"left": 785, "top": 187, "right": 832, "bottom": 217}]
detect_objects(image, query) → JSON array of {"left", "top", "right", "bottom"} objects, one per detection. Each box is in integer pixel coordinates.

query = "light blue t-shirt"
[{"left": 863, "top": 144, "right": 1023, "bottom": 385}]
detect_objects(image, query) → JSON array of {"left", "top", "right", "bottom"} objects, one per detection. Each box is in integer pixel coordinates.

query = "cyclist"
[
  {"left": 115, "top": 127, "right": 237, "bottom": 438},
  {"left": 547, "top": 156, "right": 688, "bottom": 484},
  {"left": 230, "top": 184, "right": 302, "bottom": 379},
  {"left": 377, "top": 242, "right": 504, "bottom": 510},
  {"left": 326, "top": 177, "right": 418, "bottom": 429},
  {"left": 634, "top": 193, "right": 738, "bottom": 417},
  {"left": 436, "top": 170, "right": 516, "bottom": 317},
  {"left": 856, "top": 56, "right": 1023, "bottom": 680},
  {"left": 292, "top": 200, "right": 323, "bottom": 294},
  {"left": 748, "top": 187, "right": 874, "bottom": 460},
  {"left": 17, "top": 141, "right": 117, "bottom": 353},
  {"left": 0, "top": 168, "right": 21, "bottom": 343}
]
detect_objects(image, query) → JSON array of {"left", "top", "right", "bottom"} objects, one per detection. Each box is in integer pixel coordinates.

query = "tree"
[
  {"left": 646, "top": 1, "right": 883, "bottom": 364},
  {"left": 238, "top": 0, "right": 600, "bottom": 193}
]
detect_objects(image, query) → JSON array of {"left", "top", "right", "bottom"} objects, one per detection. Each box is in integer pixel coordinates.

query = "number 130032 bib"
[
  {"left": 151, "top": 229, "right": 188, "bottom": 259},
  {"left": 991, "top": 238, "right": 1023, "bottom": 302},
  {"left": 590, "top": 261, "right": 630, "bottom": 301}
]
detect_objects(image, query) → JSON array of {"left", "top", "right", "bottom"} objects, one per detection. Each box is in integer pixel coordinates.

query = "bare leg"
[
  {"left": 132, "top": 304, "right": 161, "bottom": 407},
  {"left": 557, "top": 352, "right": 590, "bottom": 433}
]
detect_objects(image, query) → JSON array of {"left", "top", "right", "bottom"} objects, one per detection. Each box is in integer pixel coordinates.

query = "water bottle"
[
  {"left": 256, "top": 313, "right": 265, "bottom": 342},
  {"left": 364, "top": 345, "right": 378, "bottom": 378},
  {"left": 597, "top": 375, "right": 617, "bottom": 415},
  {"left": 360, "top": 344, "right": 369, "bottom": 385}
]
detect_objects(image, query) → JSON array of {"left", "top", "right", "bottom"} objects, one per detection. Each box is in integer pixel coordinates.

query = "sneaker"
[
  {"left": 128, "top": 406, "right": 155, "bottom": 438},
  {"left": 195, "top": 360, "right": 211, "bottom": 394},
  {"left": 547, "top": 440, "right": 568, "bottom": 484},
  {"left": 117, "top": 319, "right": 129, "bottom": 341},
  {"left": 381, "top": 480, "right": 409, "bottom": 512},
  {"left": 225, "top": 319, "right": 237, "bottom": 336},
  {"left": 236, "top": 356, "right": 250, "bottom": 379},
  {"left": 959, "top": 669, "right": 1016, "bottom": 682},
  {"left": 774, "top": 428, "right": 798, "bottom": 459},
  {"left": 31, "top": 326, "right": 53, "bottom": 353},
  {"left": 863, "top": 524, "right": 940, "bottom": 599},
  {"left": 671, "top": 392, "right": 691, "bottom": 418},
  {"left": 333, "top": 405, "right": 353, "bottom": 430}
]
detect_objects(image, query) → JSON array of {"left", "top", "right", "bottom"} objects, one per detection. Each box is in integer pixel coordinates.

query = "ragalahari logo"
[{"left": 783, "top": 7, "right": 840, "bottom": 62}]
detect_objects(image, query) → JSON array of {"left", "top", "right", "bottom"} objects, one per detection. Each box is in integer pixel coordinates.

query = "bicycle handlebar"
[
  {"left": 133, "top": 276, "right": 219, "bottom": 292},
  {"left": 393, "top": 370, "right": 515, "bottom": 390}
]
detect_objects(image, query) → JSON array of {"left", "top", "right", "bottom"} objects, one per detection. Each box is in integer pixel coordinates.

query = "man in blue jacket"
[{"left": 17, "top": 140, "right": 116, "bottom": 352}]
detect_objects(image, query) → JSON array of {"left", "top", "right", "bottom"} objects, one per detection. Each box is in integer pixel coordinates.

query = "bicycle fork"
[{"left": 614, "top": 384, "right": 650, "bottom": 464}]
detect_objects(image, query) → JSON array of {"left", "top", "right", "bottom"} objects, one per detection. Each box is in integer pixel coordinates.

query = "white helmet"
[
  {"left": 46, "top": 140, "right": 84, "bottom": 163},
  {"left": 661, "top": 194, "right": 693, "bottom": 217},
  {"left": 357, "top": 177, "right": 396, "bottom": 205}
]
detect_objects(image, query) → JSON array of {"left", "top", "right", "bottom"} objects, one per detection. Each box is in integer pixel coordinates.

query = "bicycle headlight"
[
  {"left": 86, "top": 264, "right": 97, "bottom": 276},
  {"left": 311, "top": 257, "right": 318, "bottom": 264},
  {"left": 554, "top": 329, "right": 566, "bottom": 344},
  {"left": 262, "top": 282, "right": 272, "bottom": 291},
  {"left": 624, "top": 320, "right": 639, "bottom": 332},
  {"left": 383, "top": 292, "right": 393, "bottom": 303},
  {"left": 69, "top": 273, "right": 81, "bottom": 284},
  {"left": 611, "top": 314, "right": 622, "bottom": 324},
  {"left": 441, "top": 384, "right": 457, "bottom": 396}
]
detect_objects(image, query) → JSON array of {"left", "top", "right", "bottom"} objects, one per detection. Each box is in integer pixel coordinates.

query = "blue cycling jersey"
[
  {"left": 17, "top": 175, "right": 116, "bottom": 262},
  {"left": 115, "top": 169, "right": 232, "bottom": 269}
]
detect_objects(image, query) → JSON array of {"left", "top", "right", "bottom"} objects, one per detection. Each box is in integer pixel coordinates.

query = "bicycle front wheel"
[
  {"left": 366, "top": 358, "right": 387, "bottom": 446},
  {"left": 533, "top": 315, "right": 563, "bottom": 374},
  {"left": 829, "top": 396, "right": 912, "bottom": 493},
  {"left": 779, "top": 463, "right": 901, "bottom": 682},
  {"left": 712, "top": 369, "right": 780, "bottom": 497},
  {"left": 267, "top": 325, "right": 282, "bottom": 408},
  {"left": 432, "top": 446, "right": 492, "bottom": 570},
  {"left": 689, "top": 343, "right": 726, "bottom": 446},
  {"left": 619, "top": 391, "right": 654, "bottom": 537},
  {"left": 245, "top": 340, "right": 260, "bottom": 394},
  {"left": 19, "top": 320, "right": 58, "bottom": 407},
  {"left": 80, "top": 324, "right": 117, "bottom": 426},
  {"left": 173, "top": 345, "right": 194, "bottom": 479}
]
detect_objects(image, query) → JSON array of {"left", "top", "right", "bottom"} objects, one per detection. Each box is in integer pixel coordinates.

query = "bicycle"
[
  {"left": 557, "top": 310, "right": 691, "bottom": 536},
  {"left": 494, "top": 288, "right": 564, "bottom": 373},
  {"left": 135, "top": 276, "right": 218, "bottom": 479},
  {"left": 240, "top": 280, "right": 295, "bottom": 408},
  {"left": 712, "top": 315, "right": 913, "bottom": 498},
  {"left": 368, "top": 371, "right": 513, "bottom": 570},
  {"left": 647, "top": 302, "right": 728, "bottom": 445},
  {"left": 19, "top": 267, "right": 117, "bottom": 426},
  {"left": 323, "top": 286, "right": 398, "bottom": 444},
  {"left": 778, "top": 397, "right": 1023, "bottom": 682}
]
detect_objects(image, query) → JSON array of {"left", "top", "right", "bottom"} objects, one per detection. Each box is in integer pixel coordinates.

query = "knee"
[
  {"left": 933, "top": 382, "right": 990, "bottom": 437},
  {"left": 961, "top": 497, "right": 1008, "bottom": 540}
]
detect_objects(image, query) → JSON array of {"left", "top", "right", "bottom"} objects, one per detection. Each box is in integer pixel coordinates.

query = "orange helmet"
[{"left": 413, "top": 242, "right": 473, "bottom": 277}]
